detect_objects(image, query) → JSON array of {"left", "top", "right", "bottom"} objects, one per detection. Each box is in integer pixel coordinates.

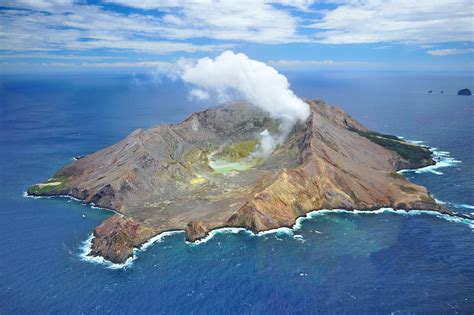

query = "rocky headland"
[{"left": 28, "top": 99, "right": 452, "bottom": 264}]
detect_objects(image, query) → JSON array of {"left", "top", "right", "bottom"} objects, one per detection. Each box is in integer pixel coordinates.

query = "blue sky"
[{"left": 1, "top": 0, "right": 473, "bottom": 73}]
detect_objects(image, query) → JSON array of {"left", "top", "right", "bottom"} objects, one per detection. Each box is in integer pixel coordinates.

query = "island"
[
  {"left": 458, "top": 88, "right": 472, "bottom": 96},
  {"left": 28, "top": 99, "right": 452, "bottom": 264}
]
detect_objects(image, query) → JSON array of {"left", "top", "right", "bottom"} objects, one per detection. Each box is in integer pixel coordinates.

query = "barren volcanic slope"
[{"left": 28, "top": 100, "right": 449, "bottom": 263}]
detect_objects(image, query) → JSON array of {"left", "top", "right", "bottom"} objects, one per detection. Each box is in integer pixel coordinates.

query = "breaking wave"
[
  {"left": 186, "top": 227, "right": 251, "bottom": 245},
  {"left": 35, "top": 138, "right": 469, "bottom": 268},
  {"left": 452, "top": 203, "right": 474, "bottom": 210},
  {"left": 79, "top": 231, "right": 184, "bottom": 269},
  {"left": 22, "top": 191, "right": 122, "bottom": 216},
  {"left": 22, "top": 191, "right": 53, "bottom": 199},
  {"left": 187, "top": 208, "right": 474, "bottom": 248},
  {"left": 78, "top": 234, "right": 135, "bottom": 269},
  {"left": 300, "top": 208, "right": 474, "bottom": 229},
  {"left": 431, "top": 197, "right": 474, "bottom": 212},
  {"left": 398, "top": 141, "right": 461, "bottom": 175},
  {"left": 139, "top": 231, "right": 184, "bottom": 251},
  {"left": 185, "top": 226, "right": 296, "bottom": 246},
  {"left": 78, "top": 204, "right": 473, "bottom": 269}
]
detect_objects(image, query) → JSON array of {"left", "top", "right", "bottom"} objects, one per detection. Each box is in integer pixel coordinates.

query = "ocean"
[{"left": 0, "top": 71, "right": 473, "bottom": 314}]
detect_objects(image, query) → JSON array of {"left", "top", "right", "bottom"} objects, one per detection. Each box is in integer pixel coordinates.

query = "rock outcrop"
[
  {"left": 458, "top": 88, "right": 472, "bottom": 96},
  {"left": 28, "top": 99, "right": 451, "bottom": 263},
  {"left": 90, "top": 215, "right": 158, "bottom": 263},
  {"left": 185, "top": 221, "right": 211, "bottom": 243}
]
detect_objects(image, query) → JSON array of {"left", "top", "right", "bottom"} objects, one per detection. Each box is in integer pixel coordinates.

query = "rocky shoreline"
[
  {"left": 86, "top": 204, "right": 461, "bottom": 266},
  {"left": 28, "top": 99, "right": 457, "bottom": 264}
]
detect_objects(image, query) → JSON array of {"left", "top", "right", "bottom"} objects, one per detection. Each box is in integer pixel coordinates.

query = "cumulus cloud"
[
  {"left": 311, "top": 0, "right": 473, "bottom": 44},
  {"left": 178, "top": 50, "right": 310, "bottom": 156},
  {"left": 2, "top": 0, "right": 472, "bottom": 72},
  {"left": 0, "top": 0, "right": 311, "bottom": 56},
  {"left": 427, "top": 48, "right": 474, "bottom": 56},
  {"left": 1, "top": 0, "right": 472, "bottom": 65}
]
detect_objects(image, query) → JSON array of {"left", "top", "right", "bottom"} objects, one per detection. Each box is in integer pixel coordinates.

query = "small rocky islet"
[
  {"left": 427, "top": 88, "right": 471, "bottom": 95},
  {"left": 28, "top": 99, "right": 453, "bottom": 264},
  {"left": 457, "top": 88, "right": 472, "bottom": 96}
]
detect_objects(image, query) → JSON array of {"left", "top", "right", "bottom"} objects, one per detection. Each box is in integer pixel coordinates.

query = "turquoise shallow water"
[{"left": 0, "top": 72, "right": 473, "bottom": 313}]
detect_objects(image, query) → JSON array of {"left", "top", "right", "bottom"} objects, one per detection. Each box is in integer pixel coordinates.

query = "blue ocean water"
[{"left": 0, "top": 71, "right": 473, "bottom": 314}]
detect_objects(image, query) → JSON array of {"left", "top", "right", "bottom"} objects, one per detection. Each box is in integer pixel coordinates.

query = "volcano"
[{"left": 28, "top": 99, "right": 449, "bottom": 263}]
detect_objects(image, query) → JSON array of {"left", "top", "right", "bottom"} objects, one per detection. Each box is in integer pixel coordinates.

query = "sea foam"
[
  {"left": 186, "top": 228, "right": 251, "bottom": 245},
  {"left": 186, "top": 226, "right": 297, "bottom": 246},
  {"left": 185, "top": 208, "right": 474, "bottom": 250},
  {"left": 77, "top": 208, "right": 473, "bottom": 269},
  {"left": 37, "top": 138, "right": 471, "bottom": 269},
  {"left": 431, "top": 197, "right": 474, "bottom": 211},
  {"left": 79, "top": 234, "right": 136, "bottom": 269},
  {"left": 79, "top": 231, "right": 184, "bottom": 269},
  {"left": 398, "top": 143, "right": 461, "bottom": 175},
  {"left": 139, "top": 231, "right": 184, "bottom": 251},
  {"left": 453, "top": 203, "right": 474, "bottom": 210}
]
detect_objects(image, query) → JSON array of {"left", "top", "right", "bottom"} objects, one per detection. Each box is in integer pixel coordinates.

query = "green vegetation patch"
[
  {"left": 349, "top": 127, "right": 432, "bottom": 163},
  {"left": 352, "top": 129, "right": 400, "bottom": 141},
  {"left": 28, "top": 175, "right": 68, "bottom": 195},
  {"left": 214, "top": 139, "right": 259, "bottom": 162},
  {"left": 389, "top": 172, "right": 406, "bottom": 180},
  {"left": 398, "top": 185, "right": 418, "bottom": 194}
]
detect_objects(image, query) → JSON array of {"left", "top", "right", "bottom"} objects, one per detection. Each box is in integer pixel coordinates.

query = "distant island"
[
  {"left": 458, "top": 88, "right": 472, "bottom": 96},
  {"left": 28, "top": 99, "right": 453, "bottom": 264}
]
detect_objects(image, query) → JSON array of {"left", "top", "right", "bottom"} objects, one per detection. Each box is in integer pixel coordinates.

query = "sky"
[{"left": 0, "top": 0, "right": 473, "bottom": 73}]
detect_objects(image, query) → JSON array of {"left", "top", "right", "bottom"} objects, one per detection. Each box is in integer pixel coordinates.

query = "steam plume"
[{"left": 179, "top": 50, "right": 310, "bottom": 156}]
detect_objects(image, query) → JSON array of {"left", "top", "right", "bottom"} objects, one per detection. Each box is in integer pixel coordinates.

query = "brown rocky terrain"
[{"left": 28, "top": 99, "right": 451, "bottom": 264}]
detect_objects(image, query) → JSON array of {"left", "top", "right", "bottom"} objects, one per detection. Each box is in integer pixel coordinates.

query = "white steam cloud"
[{"left": 178, "top": 50, "right": 310, "bottom": 156}]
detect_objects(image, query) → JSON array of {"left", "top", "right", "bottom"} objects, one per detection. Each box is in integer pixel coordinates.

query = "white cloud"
[
  {"left": 273, "top": 0, "right": 316, "bottom": 10},
  {"left": 0, "top": 5, "right": 231, "bottom": 54},
  {"left": 3, "top": 0, "right": 74, "bottom": 10},
  {"left": 0, "top": 5, "right": 228, "bottom": 54},
  {"left": 99, "top": 0, "right": 311, "bottom": 43},
  {"left": 1, "top": 0, "right": 472, "bottom": 62},
  {"left": 104, "top": 0, "right": 316, "bottom": 10},
  {"left": 0, "top": 60, "right": 173, "bottom": 68},
  {"left": 311, "top": 0, "right": 473, "bottom": 44},
  {"left": 268, "top": 59, "right": 369, "bottom": 68},
  {"left": 0, "top": 53, "right": 123, "bottom": 61},
  {"left": 0, "top": 0, "right": 313, "bottom": 55},
  {"left": 81, "top": 61, "right": 173, "bottom": 68},
  {"left": 427, "top": 48, "right": 474, "bottom": 56},
  {"left": 177, "top": 50, "right": 310, "bottom": 156},
  {"left": 189, "top": 88, "right": 210, "bottom": 101}
]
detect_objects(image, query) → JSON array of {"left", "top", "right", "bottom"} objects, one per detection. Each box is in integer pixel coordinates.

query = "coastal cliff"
[{"left": 28, "top": 99, "right": 449, "bottom": 264}]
